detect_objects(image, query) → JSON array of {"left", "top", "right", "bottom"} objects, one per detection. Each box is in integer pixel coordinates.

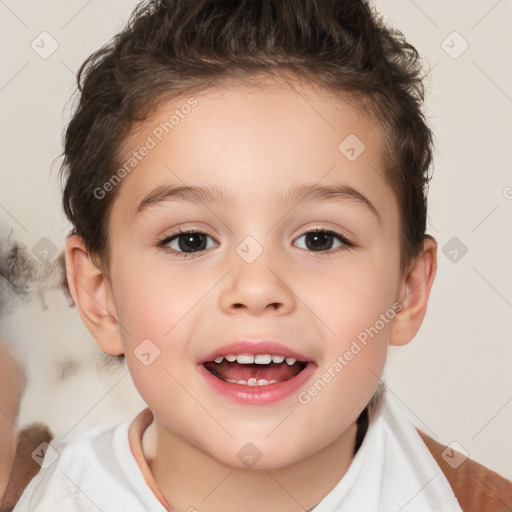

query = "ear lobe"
[
  {"left": 389, "top": 236, "right": 438, "bottom": 347},
  {"left": 64, "top": 234, "right": 124, "bottom": 356}
]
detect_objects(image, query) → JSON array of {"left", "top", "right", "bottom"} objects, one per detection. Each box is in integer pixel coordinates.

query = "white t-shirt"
[{"left": 13, "top": 387, "right": 462, "bottom": 511}]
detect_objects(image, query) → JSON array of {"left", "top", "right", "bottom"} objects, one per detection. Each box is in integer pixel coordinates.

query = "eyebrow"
[
  {"left": 135, "top": 182, "right": 381, "bottom": 222},
  {"left": 281, "top": 183, "right": 380, "bottom": 221}
]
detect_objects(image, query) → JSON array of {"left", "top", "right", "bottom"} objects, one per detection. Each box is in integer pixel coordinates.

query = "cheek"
[
  {"left": 111, "top": 257, "right": 207, "bottom": 382},
  {"left": 316, "top": 263, "right": 398, "bottom": 338},
  {"left": 118, "top": 282, "right": 193, "bottom": 412},
  {"left": 112, "top": 255, "right": 201, "bottom": 340},
  {"left": 311, "top": 259, "right": 396, "bottom": 389}
]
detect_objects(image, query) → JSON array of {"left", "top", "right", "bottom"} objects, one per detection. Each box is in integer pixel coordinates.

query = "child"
[{"left": 9, "top": 0, "right": 512, "bottom": 511}]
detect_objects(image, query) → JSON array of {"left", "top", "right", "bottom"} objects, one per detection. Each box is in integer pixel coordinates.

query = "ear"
[
  {"left": 64, "top": 234, "right": 124, "bottom": 356},
  {"left": 389, "top": 236, "right": 438, "bottom": 347}
]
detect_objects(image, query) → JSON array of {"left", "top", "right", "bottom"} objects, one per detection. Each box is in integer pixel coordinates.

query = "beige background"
[{"left": 0, "top": 0, "right": 511, "bottom": 480}]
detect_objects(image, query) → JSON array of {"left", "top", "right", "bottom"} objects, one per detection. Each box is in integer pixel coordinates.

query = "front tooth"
[
  {"left": 254, "top": 354, "right": 272, "bottom": 364},
  {"left": 237, "top": 354, "right": 255, "bottom": 364},
  {"left": 248, "top": 378, "right": 258, "bottom": 386},
  {"left": 214, "top": 356, "right": 224, "bottom": 363},
  {"left": 225, "top": 354, "right": 237, "bottom": 362},
  {"left": 285, "top": 357, "right": 296, "bottom": 365},
  {"left": 257, "top": 379, "right": 269, "bottom": 385},
  {"left": 271, "top": 355, "right": 285, "bottom": 363}
]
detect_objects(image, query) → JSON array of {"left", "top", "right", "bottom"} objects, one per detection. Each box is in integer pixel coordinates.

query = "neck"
[{"left": 143, "top": 418, "right": 361, "bottom": 512}]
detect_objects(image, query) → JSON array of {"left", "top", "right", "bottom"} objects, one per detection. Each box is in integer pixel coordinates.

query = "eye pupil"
[
  {"left": 179, "top": 233, "right": 207, "bottom": 253},
  {"left": 305, "top": 232, "right": 333, "bottom": 251}
]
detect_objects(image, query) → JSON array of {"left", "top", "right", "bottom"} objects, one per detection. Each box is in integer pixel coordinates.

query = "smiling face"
[{"left": 72, "top": 75, "right": 415, "bottom": 472}]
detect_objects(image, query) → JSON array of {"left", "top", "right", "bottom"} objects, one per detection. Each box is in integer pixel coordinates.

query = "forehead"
[{"left": 111, "top": 76, "right": 396, "bottom": 225}]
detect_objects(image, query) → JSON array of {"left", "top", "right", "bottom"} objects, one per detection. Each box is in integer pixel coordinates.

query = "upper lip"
[{"left": 200, "top": 340, "right": 313, "bottom": 364}]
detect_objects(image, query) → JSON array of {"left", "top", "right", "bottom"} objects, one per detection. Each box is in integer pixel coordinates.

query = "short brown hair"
[{"left": 60, "top": 0, "right": 434, "bottom": 275}]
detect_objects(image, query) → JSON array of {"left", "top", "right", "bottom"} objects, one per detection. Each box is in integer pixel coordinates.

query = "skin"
[{"left": 66, "top": 75, "right": 437, "bottom": 512}]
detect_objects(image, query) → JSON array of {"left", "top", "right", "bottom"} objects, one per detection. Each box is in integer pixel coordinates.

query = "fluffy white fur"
[{"left": 0, "top": 225, "right": 145, "bottom": 439}]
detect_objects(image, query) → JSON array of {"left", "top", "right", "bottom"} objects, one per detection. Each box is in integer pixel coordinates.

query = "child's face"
[{"left": 104, "top": 77, "right": 404, "bottom": 467}]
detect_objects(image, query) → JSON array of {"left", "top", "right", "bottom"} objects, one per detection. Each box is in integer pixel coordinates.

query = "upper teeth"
[{"left": 213, "top": 354, "right": 296, "bottom": 365}]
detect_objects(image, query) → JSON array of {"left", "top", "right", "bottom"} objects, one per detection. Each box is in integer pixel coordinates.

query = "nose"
[{"left": 218, "top": 249, "right": 296, "bottom": 316}]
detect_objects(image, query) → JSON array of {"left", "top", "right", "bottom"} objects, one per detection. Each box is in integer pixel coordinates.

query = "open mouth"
[{"left": 202, "top": 354, "right": 308, "bottom": 386}]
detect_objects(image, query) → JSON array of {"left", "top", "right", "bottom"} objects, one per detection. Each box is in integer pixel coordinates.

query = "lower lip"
[{"left": 197, "top": 362, "right": 316, "bottom": 405}]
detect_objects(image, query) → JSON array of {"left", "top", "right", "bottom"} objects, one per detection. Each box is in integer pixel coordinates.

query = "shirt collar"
[{"left": 128, "top": 407, "right": 172, "bottom": 511}]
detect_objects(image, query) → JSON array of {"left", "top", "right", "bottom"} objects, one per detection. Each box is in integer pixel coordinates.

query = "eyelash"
[{"left": 156, "top": 227, "right": 355, "bottom": 260}]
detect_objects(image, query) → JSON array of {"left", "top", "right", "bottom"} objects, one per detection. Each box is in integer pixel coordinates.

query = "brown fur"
[
  {"left": 0, "top": 424, "right": 53, "bottom": 512},
  {"left": 418, "top": 430, "right": 512, "bottom": 511}
]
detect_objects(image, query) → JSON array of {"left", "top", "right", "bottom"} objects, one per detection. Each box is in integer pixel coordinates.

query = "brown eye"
[
  {"left": 173, "top": 232, "right": 208, "bottom": 253},
  {"left": 293, "top": 229, "right": 352, "bottom": 253},
  {"left": 159, "top": 230, "right": 218, "bottom": 256}
]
